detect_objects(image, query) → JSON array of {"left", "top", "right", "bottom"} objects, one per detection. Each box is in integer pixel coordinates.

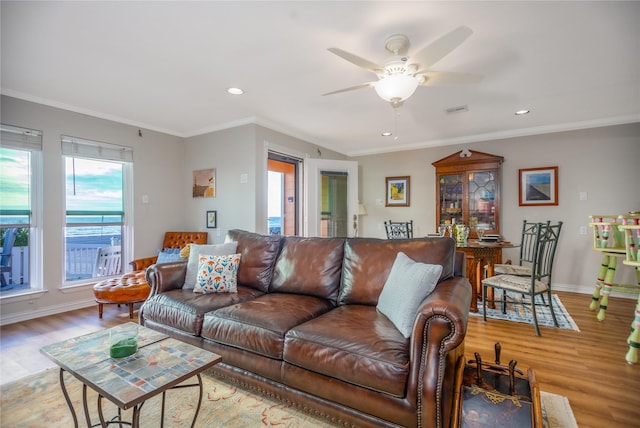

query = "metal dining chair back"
[
  {"left": 384, "top": 220, "right": 414, "bottom": 239},
  {"left": 494, "top": 220, "right": 551, "bottom": 276}
]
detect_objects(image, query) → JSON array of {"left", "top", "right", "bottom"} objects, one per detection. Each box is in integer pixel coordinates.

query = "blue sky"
[
  {"left": 1, "top": 149, "right": 124, "bottom": 213},
  {"left": 65, "top": 157, "right": 123, "bottom": 211},
  {"left": 0, "top": 148, "right": 30, "bottom": 210}
]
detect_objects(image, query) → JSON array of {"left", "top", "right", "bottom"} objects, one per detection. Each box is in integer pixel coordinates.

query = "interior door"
[
  {"left": 268, "top": 153, "right": 300, "bottom": 235},
  {"left": 304, "top": 159, "right": 358, "bottom": 237}
]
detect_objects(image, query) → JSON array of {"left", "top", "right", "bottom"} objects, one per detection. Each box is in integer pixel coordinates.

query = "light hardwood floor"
[{"left": 1, "top": 292, "right": 639, "bottom": 428}]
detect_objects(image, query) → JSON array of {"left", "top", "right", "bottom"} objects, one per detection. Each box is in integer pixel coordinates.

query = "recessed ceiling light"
[
  {"left": 381, "top": 132, "right": 392, "bottom": 137},
  {"left": 227, "top": 87, "right": 244, "bottom": 95},
  {"left": 515, "top": 109, "right": 530, "bottom": 115}
]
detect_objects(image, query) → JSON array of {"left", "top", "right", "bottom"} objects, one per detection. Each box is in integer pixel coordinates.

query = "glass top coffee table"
[{"left": 40, "top": 322, "right": 221, "bottom": 428}]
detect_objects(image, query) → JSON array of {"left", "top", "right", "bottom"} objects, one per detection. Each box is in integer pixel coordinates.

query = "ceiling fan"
[{"left": 323, "top": 26, "right": 479, "bottom": 108}]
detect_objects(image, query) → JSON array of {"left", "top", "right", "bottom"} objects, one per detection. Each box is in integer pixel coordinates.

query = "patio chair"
[
  {"left": 384, "top": 220, "right": 414, "bottom": 239},
  {"left": 93, "top": 245, "right": 122, "bottom": 277},
  {"left": 481, "top": 222, "right": 563, "bottom": 336},
  {"left": 0, "top": 228, "right": 18, "bottom": 287}
]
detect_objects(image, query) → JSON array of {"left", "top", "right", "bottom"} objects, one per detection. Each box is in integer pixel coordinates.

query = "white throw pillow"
[
  {"left": 376, "top": 252, "right": 443, "bottom": 338},
  {"left": 183, "top": 242, "right": 238, "bottom": 288}
]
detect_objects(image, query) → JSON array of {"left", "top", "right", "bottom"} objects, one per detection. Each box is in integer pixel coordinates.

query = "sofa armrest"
[
  {"left": 408, "top": 276, "right": 471, "bottom": 428},
  {"left": 130, "top": 256, "right": 158, "bottom": 271},
  {"left": 145, "top": 260, "right": 188, "bottom": 296}
]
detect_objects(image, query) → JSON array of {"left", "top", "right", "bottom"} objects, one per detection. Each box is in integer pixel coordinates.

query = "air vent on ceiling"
[{"left": 445, "top": 105, "right": 469, "bottom": 114}]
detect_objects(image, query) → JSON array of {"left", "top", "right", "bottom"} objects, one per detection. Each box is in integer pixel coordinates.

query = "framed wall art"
[
  {"left": 193, "top": 168, "right": 215, "bottom": 198},
  {"left": 385, "top": 176, "right": 410, "bottom": 207},
  {"left": 206, "top": 211, "right": 217, "bottom": 228},
  {"left": 519, "top": 166, "right": 558, "bottom": 206}
]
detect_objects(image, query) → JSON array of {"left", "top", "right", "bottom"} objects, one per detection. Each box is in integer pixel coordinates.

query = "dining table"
[{"left": 456, "top": 238, "right": 518, "bottom": 312}]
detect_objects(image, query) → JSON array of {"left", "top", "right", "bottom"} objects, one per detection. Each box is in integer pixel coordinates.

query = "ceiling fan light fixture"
[{"left": 374, "top": 74, "right": 419, "bottom": 104}]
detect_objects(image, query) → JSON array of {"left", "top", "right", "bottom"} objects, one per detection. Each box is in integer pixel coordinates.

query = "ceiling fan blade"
[
  {"left": 322, "top": 82, "right": 376, "bottom": 96},
  {"left": 418, "top": 71, "right": 482, "bottom": 86},
  {"left": 409, "top": 26, "right": 473, "bottom": 70},
  {"left": 327, "top": 48, "right": 383, "bottom": 73}
]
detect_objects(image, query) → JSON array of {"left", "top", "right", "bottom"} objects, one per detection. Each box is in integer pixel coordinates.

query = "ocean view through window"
[
  {"left": 62, "top": 137, "right": 133, "bottom": 285},
  {"left": 0, "top": 124, "right": 42, "bottom": 295}
]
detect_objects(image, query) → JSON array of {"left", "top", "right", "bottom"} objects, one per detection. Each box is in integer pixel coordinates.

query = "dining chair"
[
  {"left": 493, "top": 220, "right": 551, "bottom": 277},
  {"left": 481, "top": 221, "right": 563, "bottom": 336},
  {"left": 0, "top": 228, "right": 18, "bottom": 287},
  {"left": 384, "top": 220, "right": 414, "bottom": 239}
]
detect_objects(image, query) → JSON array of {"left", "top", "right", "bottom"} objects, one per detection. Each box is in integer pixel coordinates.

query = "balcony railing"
[{"left": 1, "top": 243, "right": 120, "bottom": 290}]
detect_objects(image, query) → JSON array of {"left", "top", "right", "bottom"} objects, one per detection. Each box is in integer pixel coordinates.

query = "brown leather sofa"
[{"left": 140, "top": 230, "right": 471, "bottom": 428}]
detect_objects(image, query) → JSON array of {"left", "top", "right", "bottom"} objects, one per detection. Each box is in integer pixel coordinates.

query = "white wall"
[
  {"left": 0, "top": 97, "right": 346, "bottom": 324},
  {"left": 1, "top": 96, "right": 186, "bottom": 323},
  {"left": 181, "top": 124, "right": 346, "bottom": 240},
  {"left": 352, "top": 122, "right": 640, "bottom": 294}
]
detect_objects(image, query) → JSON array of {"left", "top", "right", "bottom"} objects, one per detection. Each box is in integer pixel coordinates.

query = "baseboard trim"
[
  {"left": 0, "top": 299, "right": 96, "bottom": 326},
  {"left": 553, "top": 283, "right": 637, "bottom": 300}
]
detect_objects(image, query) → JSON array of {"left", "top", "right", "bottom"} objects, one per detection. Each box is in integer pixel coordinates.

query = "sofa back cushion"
[
  {"left": 225, "top": 230, "right": 282, "bottom": 292},
  {"left": 338, "top": 237, "right": 456, "bottom": 306},
  {"left": 270, "top": 236, "right": 345, "bottom": 304}
]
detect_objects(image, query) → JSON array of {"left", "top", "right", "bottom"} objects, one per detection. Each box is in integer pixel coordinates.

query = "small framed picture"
[
  {"left": 519, "top": 166, "right": 558, "bottom": 206},
  {"left": 206, "top": 211, "right": 217, "bottom": 228},
  {"left": 193, "top": 168, "right": 215, "bottom": 198},
  {"left": 385, "top": 176, "right": 410, "bottom": 207}
]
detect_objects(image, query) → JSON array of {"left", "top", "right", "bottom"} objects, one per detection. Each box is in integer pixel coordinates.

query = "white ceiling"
[{"left": 2, "top": 1, "right": 639, "bottom": 156}]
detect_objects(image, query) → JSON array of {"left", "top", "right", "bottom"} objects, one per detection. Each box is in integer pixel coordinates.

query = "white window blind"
[
  {"left": 1, "top": 124, "right": 43, "bottom": 151},
  {"left": 61, "top": 135, "right": 133, "bottom": 162}
]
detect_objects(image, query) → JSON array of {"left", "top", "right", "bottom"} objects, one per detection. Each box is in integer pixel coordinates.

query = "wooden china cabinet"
[
  {"left": 433, "top": 150, "right": 505, "bottom": 296},
  {"left": 432, "top": 150, "right": 504, "bottom": 238}
]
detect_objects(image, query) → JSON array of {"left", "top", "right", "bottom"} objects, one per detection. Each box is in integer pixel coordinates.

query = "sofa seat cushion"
[
  {"left": 283, "top": 305, "right": 409, "bottom": 397},
  {"left": 141, "top": 286, "right": 264, "bottom": 336},
  {"left": 201, "top": 293, "right": 335, "bottom": 359}
]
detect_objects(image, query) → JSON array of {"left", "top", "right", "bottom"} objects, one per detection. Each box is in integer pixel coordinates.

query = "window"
[
  {"left": 62, "top": 136, "right": 133, "bottom": 285},
  {"left": 0, "top": 124, "right": 42, "bottom": 295}
]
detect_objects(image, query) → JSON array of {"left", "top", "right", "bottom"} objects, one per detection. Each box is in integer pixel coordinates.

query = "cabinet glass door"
[
  {"left": 468, "top": 171, "right": 496, "bottom": 232},
  {"left": 439, "top": 174, "right": 464, "bottom": 225}
]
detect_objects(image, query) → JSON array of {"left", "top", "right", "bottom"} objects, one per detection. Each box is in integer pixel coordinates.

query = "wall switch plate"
[
  {"left": 579, "top": 226, "right": 588, "bottom": 235},
  {"left": 376, "top": 198, "right": 383, "bottom": 206},
  {"left": 579, "top": 191, "right": 588, "bottom": 201},
  {"left": 142, "top": 194, "right": 149, "bottom": 204},
  {"left": 240, "top": 173, "right": 248, "bottom": 184}
]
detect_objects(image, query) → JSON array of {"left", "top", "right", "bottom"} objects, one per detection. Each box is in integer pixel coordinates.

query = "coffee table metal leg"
[
  {"left": 82, "top": 384, "right": 95, "bottom": 427},
  {"left": 132, "top": 403, "right": 142, "bottom": 428},
  {"left": 191, "top": 373, "right": 204, "bottom": 428},
  {"left": 64, "top": 373, "right": 205, "bottom": 427},
  {"left": 59, "top": 368, "right": 79, "bottom": 428},
  {"left": 159, "top": 373, "right": 204, "bottom": 428}
]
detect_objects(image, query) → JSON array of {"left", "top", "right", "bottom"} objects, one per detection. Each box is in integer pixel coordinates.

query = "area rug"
[
  {"left": 0, "top": 368, "right": 577, "bottom": 427},
  {"left": 470, "top": 292, "right": 580, "bottom": 332}
]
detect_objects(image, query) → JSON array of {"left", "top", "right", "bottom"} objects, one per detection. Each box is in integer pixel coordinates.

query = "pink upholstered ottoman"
[{"left": 93, "top": 271, "right": 151, "bottom": 319}]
